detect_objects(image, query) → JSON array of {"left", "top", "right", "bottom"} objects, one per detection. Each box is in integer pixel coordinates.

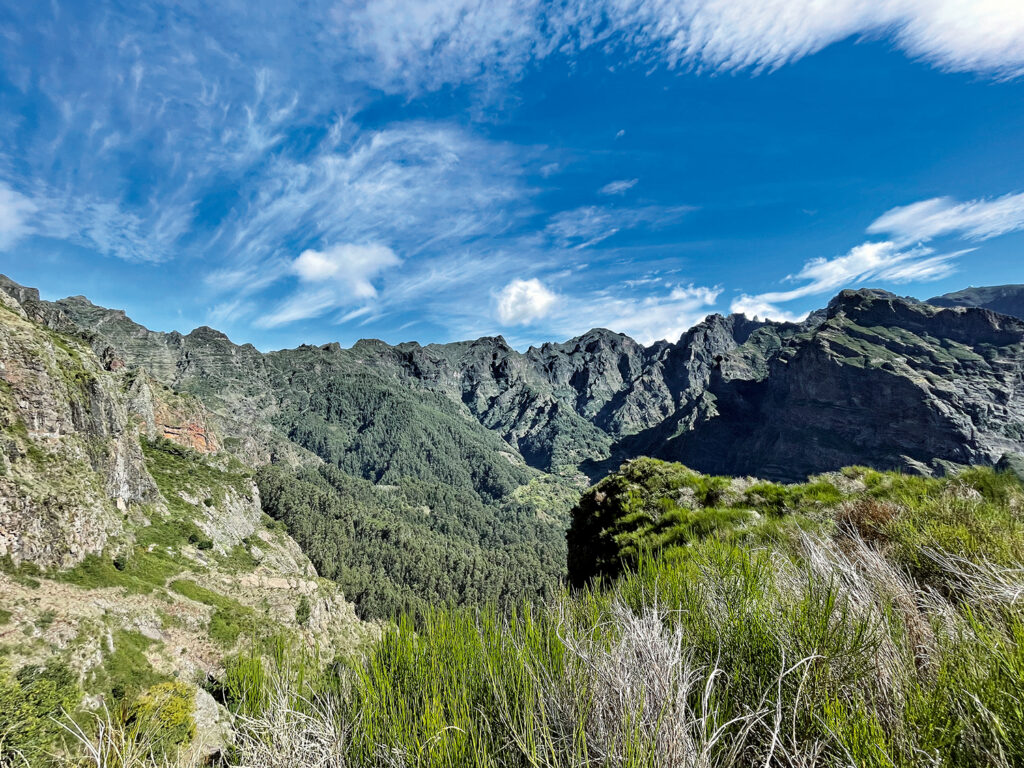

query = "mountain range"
[
  {"left": 9, "top": 275, "right": 1024, "bottom": 480},
  {"left": 3, "top": 273, "right": 1024, "bottom": 621},
  {"left": 2, "top": 270, "right": 1024, "bottom": 755}
]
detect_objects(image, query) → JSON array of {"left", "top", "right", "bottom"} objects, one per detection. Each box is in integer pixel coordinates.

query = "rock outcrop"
[
  {"left": 649, "top": 290, "right": 1024, "bottom": 479},
  {"left": 0, "top": 289, "right": 156, "bottom": 567},
  {"left": 929, "top": 284, "right": 1024, "bottom": 321}
]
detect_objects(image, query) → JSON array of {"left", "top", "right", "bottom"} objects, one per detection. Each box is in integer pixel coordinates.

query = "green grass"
[
  {"left": 170, "top": 579, "right": 258, "bottom": 648},
  {"left": 568, "top": 458, "right": 1024, "bottom": 587},
  {"left": 0, "top": 555, "right": 42, "bottom": 588},
  {"left": 55, "top": 548, "right": 182, "bottom": 594},
  {"left": 38, "top": 460, "right": 1024, "bottom": 767},
  {"left": 220, "top": 526, "right": 1024, "bottom": 767},
  {"left": 94, "top": 630, "right": 165, "bottom": 701},
  {"left": 141, "top": 437, "right": 250, "bottom": 512}
]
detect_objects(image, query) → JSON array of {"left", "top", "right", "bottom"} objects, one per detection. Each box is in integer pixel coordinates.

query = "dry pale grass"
[
  {"left": 229, "top": 684, "right": 349, "bottom": 768},
  {"left": 56, "top": 705, "right": 186, "bottom": 768},
  {"left": 494, "top": 598, "right": 831, "bottom": 768}
]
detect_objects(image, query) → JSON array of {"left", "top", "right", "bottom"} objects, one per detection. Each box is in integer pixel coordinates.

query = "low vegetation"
[
  {"left": 38, "top": 459, "right": 1024, "bottom": 767},
  {"left": 170, "top": 579, "right": 259, "bottom": 648}
]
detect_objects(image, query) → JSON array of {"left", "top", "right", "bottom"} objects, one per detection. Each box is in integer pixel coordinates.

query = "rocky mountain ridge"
[
  {"left": 5, "top": 275, "right": 1024, "bottom": 483},
  {"left": 929, "top": 284, "right": 1024, "bottom": 321}
]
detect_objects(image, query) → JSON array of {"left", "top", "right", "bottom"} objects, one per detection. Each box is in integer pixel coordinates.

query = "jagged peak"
[
  {"left": 825, "top": 288, "right": 923, "bottom": 319},
  {"left": 679, "top": 311, "right": 768, "bottom": 347},
  {"left": 472, "top": 334, "right": 509, "bottom": 346},
  {"left": 186, "top": 325, "right": 232, "bottom": 342},
  {"left": 532, "top": 327, "right": 637, "bottom": 355},
  {"left": 0, "top": 274, "right": 41, "bottom": 305}
]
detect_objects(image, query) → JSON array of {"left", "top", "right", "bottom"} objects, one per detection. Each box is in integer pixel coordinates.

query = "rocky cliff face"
[
  {"left": 0, "top": 279, "right": 367, "bottom": 705},
  {"left": 650, "top": 290, "right": 1024, "bottom": 479},
  {"left": 0, "top": 288, "right": 156, "bottom": 567},
  {"left": 7, "top": 274, "right": 1024, "bottom": 483},
  {"left": 929, "top": 284, "right": 1024, "bottom": 321}
]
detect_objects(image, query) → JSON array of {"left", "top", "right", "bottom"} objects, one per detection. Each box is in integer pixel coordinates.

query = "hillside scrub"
[{"left": 50, "top": 462, "right": 1024, "bottom": 766}]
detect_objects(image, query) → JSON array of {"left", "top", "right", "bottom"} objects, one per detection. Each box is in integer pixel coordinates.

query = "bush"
[
  {"left": 129, "top": 681, "right": 196, "bottom": 760},
  {"left": 295, "top": 595, "right": 311, "bottom": 626},
  {"left": 0, "top": 661, "right": 80, "bottom": 764}
]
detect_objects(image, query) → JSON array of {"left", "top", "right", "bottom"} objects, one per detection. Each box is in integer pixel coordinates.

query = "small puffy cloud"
[
  {"left": 0, "top": 183, "right": 37, "bottom": 250},
  {"left": 599, "top": 178, "right": 638, "bottom": 195},
  {"left": 496, "top": 278, "right": 558, "bottom": 325},
  {"left": 868, "top": 192, "right": 1024, "bottom": 245},
  {"left": 292, "top": 243, "right": 401, "bottom": 297},
  {"left": 730, "top": 240, "right": 960, "bottom": 320},
  {"left": 260, "top": 243, "right": 401, "bottom": 327}
]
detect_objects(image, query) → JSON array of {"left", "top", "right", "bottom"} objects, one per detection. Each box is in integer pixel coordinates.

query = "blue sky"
[{"left": 1, "top": 1, "right": 1023, "bottom": 350}]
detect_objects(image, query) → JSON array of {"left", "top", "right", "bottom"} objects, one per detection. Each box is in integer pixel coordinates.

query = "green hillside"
[{"left": 47, "top": 459, "right": 1024, "bottom": 767}]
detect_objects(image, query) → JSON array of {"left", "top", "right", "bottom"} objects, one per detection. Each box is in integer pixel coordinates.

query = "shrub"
[
  {"left": 0, "top": 660, "right": 80, "bottom": 764},
  {"left": 129, "top": 681, "right": 196, "bottom": 760},
  {"left": 295, "top": 595, "right": 311, "bottom": 626}
]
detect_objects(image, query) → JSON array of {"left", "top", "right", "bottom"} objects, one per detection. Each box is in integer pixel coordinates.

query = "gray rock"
[{"left": 187, "top": 687, "right": 234, "bottom": 763}]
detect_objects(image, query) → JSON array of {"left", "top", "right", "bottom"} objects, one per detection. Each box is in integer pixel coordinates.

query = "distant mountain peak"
[{"left": 928, "top": 284, "right": 1024, "bottom": 321}]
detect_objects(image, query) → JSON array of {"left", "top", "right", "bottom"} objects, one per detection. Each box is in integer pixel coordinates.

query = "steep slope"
[
  {"left": 0, "top": 287, "right": 366, "bottom": 736},
  {"left": 648, "top": 289, "right": 1024, "bottom": 479},
  {"left": 0, "top": 278, "right": 578, "bottom": 618},
  {"left": 929, "top": 284, "right": 1024, "bottom": 320}
]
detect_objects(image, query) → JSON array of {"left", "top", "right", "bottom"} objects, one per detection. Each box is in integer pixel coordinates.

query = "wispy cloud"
[
  {"left": 731, "top": 187, "right": 1024, "bottom": 322},
  {"left": 0, "top": 183, "right": 36, "bottom": 250},
  {"left": 559, "top": 283, "right": 722, "bottom": 344},
  {"left": 339, "top": 0, "right": 1024, "bottom": 93},
  {"left": 259, "top": 243, "right": 402, "bottom": 327},
  {"left": 599, "top": 178, "right": 638, "bottom": 195},
  {"left": 868, "top": 192, "right": 1024, "bottom": 245},
  {"left": 731, "top": 241, "right": 961, "bottom": 321},
  {"left": 545, "top": 205, "right": 693, "bottom": 249},
  {"left": 490, "top": 276, "right": 721, "bottom": 344}
]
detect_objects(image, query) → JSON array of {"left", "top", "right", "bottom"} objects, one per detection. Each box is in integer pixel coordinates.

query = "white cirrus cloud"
[
  {"left": 599, "top": 178, "right": 638, "bottom": 195},
  {"left": 496, "top": 278, "right": 559, "bottom": 325},
  {"left": 730, "top": 240, "right": 961, "bottom": 320},
  {"left": 0, "top": 182, "right": 37, "bottom": 250},
  {"left": 260, "top": 243, "right": 401, "bottom": 327},
  {"left": 545, "top": 204, "right": 693, "bottom": 249},
  {"left": 338, "top": 0, "right": 1024, "bottom": 93},
  {"left": 867, "top": 192, "right": 1024, "bottom": 245}
]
